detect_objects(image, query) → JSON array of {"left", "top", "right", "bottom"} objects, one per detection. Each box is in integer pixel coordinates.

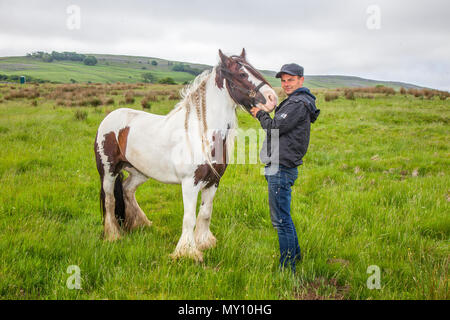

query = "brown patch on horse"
[
  {"left": 194, "top": 163, "right": 227, "bottom": 189},
  {"left": 102, "top": 126, "right": 130, "bottom": 174},
  {"left": 194, "top": 131, "right": 228, "bottom": 189},
  {"left": 118, "top": 126, "right": 130, "bottom": 156}
]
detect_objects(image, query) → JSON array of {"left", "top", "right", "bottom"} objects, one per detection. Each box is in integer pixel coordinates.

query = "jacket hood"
[
  {"left": 290, "top": 87, "right": 316, "bottom": 100},
  {"left": 290, "top": 87, "right": 320, "bottom": 123}
]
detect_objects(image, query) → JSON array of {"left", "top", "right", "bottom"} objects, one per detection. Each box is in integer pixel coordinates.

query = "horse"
[{"left": 94, "top": 49, "right": 277, "bottom": 262}]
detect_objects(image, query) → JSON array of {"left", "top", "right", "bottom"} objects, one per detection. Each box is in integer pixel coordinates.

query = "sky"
[{"left": 0, "top": 0, "right": 449, "bottom": 90}]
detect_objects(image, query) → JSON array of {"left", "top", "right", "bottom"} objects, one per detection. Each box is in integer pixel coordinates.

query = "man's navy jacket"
[{"left": 256, "top": 87, "right": 320, "bottom": 168}]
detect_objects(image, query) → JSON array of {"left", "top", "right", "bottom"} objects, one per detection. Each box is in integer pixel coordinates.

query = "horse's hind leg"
[
  {"left": 195, "top": 186, "right": 218, "bottom": 251},
  {"left": 123, "top": 166, "right": 152, "bottom": 231},
  {"left": 103, "top": 174, "right": 121, "bottom": 241}
]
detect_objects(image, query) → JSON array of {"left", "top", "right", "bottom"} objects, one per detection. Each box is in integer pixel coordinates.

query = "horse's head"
[{"left": 216, "top": 49, "right": 278, "bottom": 113}]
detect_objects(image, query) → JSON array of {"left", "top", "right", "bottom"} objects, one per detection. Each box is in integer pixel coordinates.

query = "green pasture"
[
  {"left": 0, "top": 85, "right": 448, "bottom": 299},
  {"left": 0, "top": 55, "right": 425, "bottom": 89},
  {"left": 0, "top": 56, "right": 197, "bottom": 84}
]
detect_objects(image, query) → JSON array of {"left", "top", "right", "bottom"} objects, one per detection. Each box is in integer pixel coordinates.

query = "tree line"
[
  {"left": 27, "top": 51, "right": 98, "bottom": 66},
  {"left": 171, "top": 63, "right": 202, "bottom": 76}
]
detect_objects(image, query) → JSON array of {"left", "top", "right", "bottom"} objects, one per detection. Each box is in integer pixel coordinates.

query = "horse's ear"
[
  {"left": 219, "top": 49, "right": 228, "bottom": 64},
  {"left": 240, "top": 48, "right": 246, "bottom": 59}
]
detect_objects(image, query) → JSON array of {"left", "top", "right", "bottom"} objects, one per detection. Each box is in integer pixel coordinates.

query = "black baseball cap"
[{"left": 276, "top": 63, "right": 304, "bottom": 78}]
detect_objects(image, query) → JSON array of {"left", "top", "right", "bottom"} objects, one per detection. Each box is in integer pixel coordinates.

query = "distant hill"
[{"left": 0, "top": 53, "right": 425, "bottom": 90}]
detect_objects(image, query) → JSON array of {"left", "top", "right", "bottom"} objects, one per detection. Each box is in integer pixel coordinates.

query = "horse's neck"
[
  {"left": 166, "top": 68, "right": 236, "bottom": 141},
  {"left": 203, "top": 69, "right": 236, "bottom": 133}
]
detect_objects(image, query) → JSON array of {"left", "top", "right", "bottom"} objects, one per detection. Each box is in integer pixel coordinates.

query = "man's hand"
[{"left": 250, "top": 107, "right": 261, "bottom": 118}]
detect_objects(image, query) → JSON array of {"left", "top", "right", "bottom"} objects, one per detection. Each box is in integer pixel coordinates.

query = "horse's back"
[{"left": 98, "top": 108, "right": 163, "bottom": 132}]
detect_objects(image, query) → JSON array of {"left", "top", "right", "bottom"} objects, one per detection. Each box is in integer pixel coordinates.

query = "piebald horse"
[{"left": 94, "top": 49, "right": 277, "bottom": 261}]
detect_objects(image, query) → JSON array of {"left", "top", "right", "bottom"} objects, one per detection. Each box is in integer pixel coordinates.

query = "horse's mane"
[
  {"left": 166, "top": 68, "right": 212, "bottom": 118},
  {"left": 180, "top": 69, "right": 212, "bottom": 102}
]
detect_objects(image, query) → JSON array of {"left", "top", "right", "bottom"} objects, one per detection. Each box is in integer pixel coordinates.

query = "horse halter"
[
  {"left": 228, "top": 79, "right": 266, "bottom": 105},
  {"left": 218, "top": 62, "right": 268, "bottom": 106}
]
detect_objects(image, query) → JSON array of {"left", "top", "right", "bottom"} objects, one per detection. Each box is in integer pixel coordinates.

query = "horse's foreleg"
[
  {"left": 171, "top": 180, "right": 203, "bottom": 262},
  {"left": 195, "top": 186, "right": 217, "bottom": 251},
  {"left": 123, "top": 167, "right": 152, "bottom": 231}
]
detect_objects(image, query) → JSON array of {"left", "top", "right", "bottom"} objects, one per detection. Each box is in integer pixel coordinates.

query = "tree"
[
  {"left": 151, "top": 60, "right": 158, "bottom": 66},
  {"left": 42, "top": 53, "right": 54, "bottom": 62},
  {"left": 83, "top": 56, "right": 98, "bottom": 66},
  {"left": 142, "top": 72, "right": 155, "bottom": 83}
]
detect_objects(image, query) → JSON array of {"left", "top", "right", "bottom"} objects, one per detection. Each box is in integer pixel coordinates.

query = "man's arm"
[{"left": 252, "top": 101, "right": 307, "bottom": 135}]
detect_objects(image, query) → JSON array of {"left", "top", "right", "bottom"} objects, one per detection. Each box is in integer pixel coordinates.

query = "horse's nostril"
[{"left": 268, "top": 94, "right": 276, "bottom": 104}]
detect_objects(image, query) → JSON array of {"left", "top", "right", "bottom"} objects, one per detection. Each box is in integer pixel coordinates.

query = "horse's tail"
[
  {"left": 113, "top": 172, "right": 126, "bottom": 226},
  {"left": 99, "top": 181, "right": 105, "bottom": 220}
]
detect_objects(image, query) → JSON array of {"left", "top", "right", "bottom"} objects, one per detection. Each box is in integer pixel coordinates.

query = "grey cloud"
[{"left": 0, "top": 0, "right": 448, "bottom": 89}]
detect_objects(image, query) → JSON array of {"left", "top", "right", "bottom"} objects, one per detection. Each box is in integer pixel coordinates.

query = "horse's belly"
[
  {"left": 124, "top": 117, "right": 185, "bottom": 184},
  {"left": 126, "top": 146, "right": 181, "bottom": 184}
]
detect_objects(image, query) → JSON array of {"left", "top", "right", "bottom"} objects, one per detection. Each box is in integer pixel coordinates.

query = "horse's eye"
[{"left": 239, "top": 73, "right": 247, "bottom": 79}]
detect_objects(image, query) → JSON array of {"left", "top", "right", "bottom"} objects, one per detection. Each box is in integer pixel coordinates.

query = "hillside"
[{"left": 0, "top": 54, "right": 424, "bottom": 89}]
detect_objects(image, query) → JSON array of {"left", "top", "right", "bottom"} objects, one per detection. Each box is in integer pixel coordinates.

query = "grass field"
[{"left": 0, "top": 82, "right": 448, "bottom": 299}]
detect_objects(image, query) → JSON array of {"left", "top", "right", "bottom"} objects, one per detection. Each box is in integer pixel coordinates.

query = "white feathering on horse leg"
[
  {"left": 195, "top": 186, "right": 218, "bottom": 251},
  {"left": 104, "top": 193, "right": 121, "bottom": 241},
  {"left": 170, "top": 180, "right": 203, "bottom": 262}
]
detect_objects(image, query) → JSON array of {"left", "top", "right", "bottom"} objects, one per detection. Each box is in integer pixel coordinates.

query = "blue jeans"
[{"left": 265, "top": 164, "right": 301, "bottom": 273}]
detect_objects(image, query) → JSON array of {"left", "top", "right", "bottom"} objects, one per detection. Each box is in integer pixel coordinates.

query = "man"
[{"left": 250, "top": 63, "right": 320, "bottom": 273}]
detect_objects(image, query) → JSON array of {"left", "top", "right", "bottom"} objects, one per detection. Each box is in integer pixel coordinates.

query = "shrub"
[
  {"left": 42, "top": 53, "right": 54, "bottom": 63},
  {"left": 124, "top": 91, "right": 135, "bottom": 104},
  {"left": 168, "top": 92, "right": 180, "bottom": 100},
  {"left": 142, "top": 72, "right": 155, "bottom": 83},
  {"left": 423, "top": 89, "right": 435, "bottom": 99},
  {"left": 83, "top": 56, "right": 98, "bottom": 66},
  {"left": 172, "top": 63, "right": 201, "bottom": 76},
  {"left": 103, "top": 97, "right": 114, "bottom": 105},
  {"left": 141, "top": 98, "right": 151, "bottom": 109},
  {"left": 145, "top": 94, "right": 159, "bottom": 102},
  {"left": 74, "top": 110, "right": 88, "bottom": 121},
  {"left": 324, "top": 92, "right": 339, "bottom": 102},
  {"left": 158, "top": 77, "right": 177, "bottom": 85},
  {"left": 89, "top": 97, "right": 102, "bottom": 107},
  {"left": 344, "top": 89, "right": 355, "bottom": 100}
]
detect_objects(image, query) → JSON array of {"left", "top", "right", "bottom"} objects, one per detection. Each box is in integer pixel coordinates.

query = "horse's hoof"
[
  {"left": 195, "top": 232, "right": 217, "bottom": 251},
  {"left": 104, "top": 232, "right": 121, "bottom": 241},
  {"left": 170, "top": 248, "right": 204, "bottom": 263},
  {"left": 144, "top": 219, "right": 152, "bottom": 227},
  {"left": 126, "top": 219, "right": 152, "bottom": 232}
]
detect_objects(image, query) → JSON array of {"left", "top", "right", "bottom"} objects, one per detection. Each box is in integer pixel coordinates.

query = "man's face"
[{"left": 280, "top": 74, "right": 304, "bottom": 95}]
